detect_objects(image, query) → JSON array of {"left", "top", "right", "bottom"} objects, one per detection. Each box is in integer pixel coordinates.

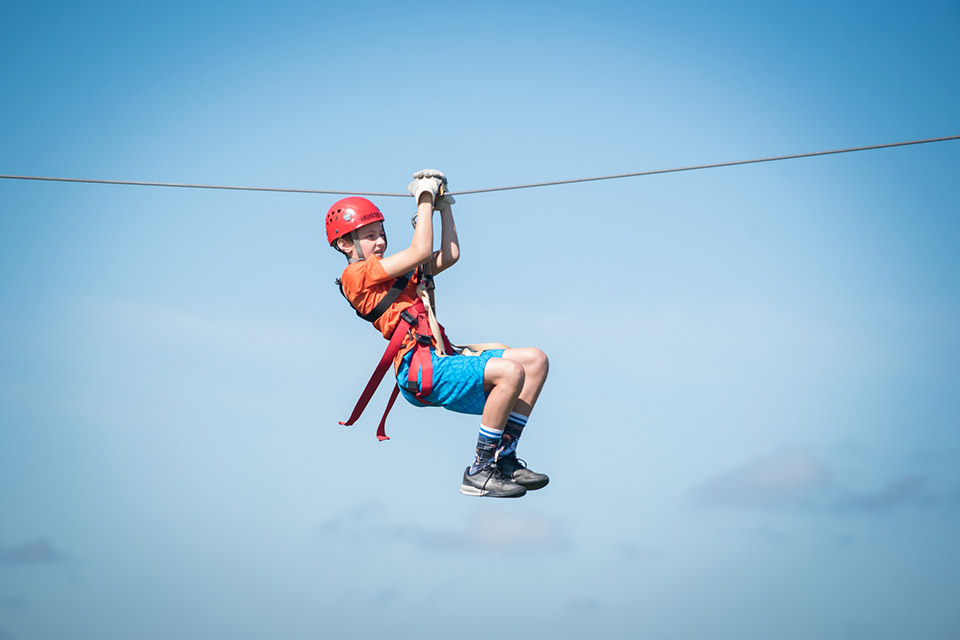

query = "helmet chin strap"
[
  {"left": 348, "top": 231, "right": 364, "bottom": 263},
  {"left": 347, "top": 228, "right": 388, "bottom": 263}
]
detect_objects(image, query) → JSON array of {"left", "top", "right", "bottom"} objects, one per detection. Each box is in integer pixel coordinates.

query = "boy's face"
[{"left": 344, "top": 221, "right": 387, "bottom": 260}]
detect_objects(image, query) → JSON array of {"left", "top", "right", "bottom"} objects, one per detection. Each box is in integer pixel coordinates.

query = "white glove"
[
  {"left": 434, "top": 192, "right": 456, "bottom": 209},
  {"left": 407, "top": 168, "right": 447, "bottom": 202},
  {"left": 416, "top": 169, "right": 454, "bottom": 209},
  {"left": 412, "top": 168, "right": 447, "bottom": 185}
]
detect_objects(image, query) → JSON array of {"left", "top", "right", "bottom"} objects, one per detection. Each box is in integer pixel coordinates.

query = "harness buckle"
[
  {"left": 416, "top": 333, "right": 434, "bottom": 346},
  {"left": 400, "top": 309, "right": 416, "bottom": 326}
]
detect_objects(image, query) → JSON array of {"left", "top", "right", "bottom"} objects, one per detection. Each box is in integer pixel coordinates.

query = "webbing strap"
[
  {"left": 337, "top": 270, "right": 414, "bottom": 323},
  {"left": 454, "top": 342, "right": 510, "bottom": 356},
  {"left": 376, "top": 386, "right": 401, "bottom": 442},
  {"left": 361, "top": 270, "right": 413, "bottom": 323},
  {"left": 338, "top": 290, "right": 458, "bottom": 439},
  {"left": 418, "top": 284, "right": 447, "bottom": 357},
  {"left": 409, "top": 338, "right": 434, "bottom": 401},
  {"left": 338, "top": 300, "right": 424, "bottom": 440}
]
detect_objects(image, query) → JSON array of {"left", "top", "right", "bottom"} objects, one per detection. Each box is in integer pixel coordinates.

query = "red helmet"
[{"left": 325, "top": 197, "right": 385, "bottom": 246}]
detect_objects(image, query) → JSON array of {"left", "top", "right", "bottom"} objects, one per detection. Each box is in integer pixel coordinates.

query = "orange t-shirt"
[{"left": 339, "top": 257, "right": 421, "bottom": 367}]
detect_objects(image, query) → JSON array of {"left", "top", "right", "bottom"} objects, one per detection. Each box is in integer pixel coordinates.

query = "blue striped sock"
[
  {"left": 470, "top": 424, "right": 504, "bottom": 474},
  {"left": 498, "top": 412, "right": 528, "bottom": 458}
]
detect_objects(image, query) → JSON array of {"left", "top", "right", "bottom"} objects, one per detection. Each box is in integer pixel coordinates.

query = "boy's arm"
[
  {"left": 431, "top": 200, "right": 459, "bottom": 274},
  {"left": 379, "top": 192, "right": 435, "bottom": 278}
]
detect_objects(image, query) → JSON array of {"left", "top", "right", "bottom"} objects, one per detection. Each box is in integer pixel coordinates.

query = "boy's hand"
[
  {"left": 412, "top": 168, "right": 447, "bottom": 186},
  {"left": 434, "top": 193, "right": 456, "bottom": 209},
  {"left": 408, "top": 169, "right": 446, "bottom": 202},
  {"left": 408, "top": 176, "right": 443, "bottom": 202}
]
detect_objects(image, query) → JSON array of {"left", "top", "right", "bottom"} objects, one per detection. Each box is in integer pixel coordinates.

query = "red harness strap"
[
  {"left": 338, "top": 298, "right": 450, "bottom": 440},
  {"left": 406, "top": 299, "right": 456, "bottom": 403},
  {"left": 409, "top": 335, "right": 434, "bottom": 401},
  {"left": 338, "top": 300, "right": 422, "bottom": 440}
]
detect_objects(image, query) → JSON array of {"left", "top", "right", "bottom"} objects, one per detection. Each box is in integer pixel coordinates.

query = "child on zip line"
[{"left": 328, "top": 169, "right": 549, "bottom": 498}]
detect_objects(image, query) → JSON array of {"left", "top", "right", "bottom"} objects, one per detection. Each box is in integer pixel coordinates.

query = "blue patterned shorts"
[{"left": 396, "top": 348, "right": 506, "bottom": 415}]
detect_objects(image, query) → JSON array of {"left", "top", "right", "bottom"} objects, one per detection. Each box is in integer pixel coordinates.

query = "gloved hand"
[
  {"left": 413, "top": 168, "right": 447, "bottom": 185},
  {"left": 407, "top": 168, "right": 446, "bottom": 202},
  {"left": 434, "top": 192, "right": 456, "bottom": 209}
]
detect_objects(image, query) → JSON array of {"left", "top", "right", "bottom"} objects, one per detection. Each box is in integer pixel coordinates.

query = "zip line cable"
[
  {"left": 2, "top": 134, "right": 958, "bottom": 198},
  {"left": 452, "top": 134, "right": 960, "bottom": 195},
  {"left": 0, "top": 176, "right": 400, "bottom": 197}
]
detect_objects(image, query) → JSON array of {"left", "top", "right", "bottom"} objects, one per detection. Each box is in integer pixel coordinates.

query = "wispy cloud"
[
  {"left": 565, "top": 597, "right": 601, "bottom": 611},
  {"left": 694, "top": 448, "right": 941, "bottom": 514},
  {"left": 830, "top": 475, "right": 933, "bottom": 513},
  {"left": 317, "top": 502, "right": 568, "bottom": 553},
  {"left": 616, "top": 541, "right": 665, "bottom": 562},
  {"left": 694, "top": 447, "right": 831, "bottom": 509},
  {"left": 0, "top": 538, "right": 65, "bottom": 567},
  {"left": 316, "top": 501, "right": 397, "bottom": 543},
  {"left": 417, "top": 510, "right": 568, "bottom": 553},
  {"left": 371, "top": 588, "right": 401, "bottom": 606}
]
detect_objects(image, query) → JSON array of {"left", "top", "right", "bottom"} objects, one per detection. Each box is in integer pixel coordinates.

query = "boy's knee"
[
  {"left": 507, "top": 359, "right": 525, "bottom": 388},
  {"left": 491, "top": 358, "right": 525, "bottom": 390},
  {"left": 523, "top": 348, "right": 548, "bottom": 379},
  {"left": 534, "top": 348, "right": 549, "bottom": 374}
]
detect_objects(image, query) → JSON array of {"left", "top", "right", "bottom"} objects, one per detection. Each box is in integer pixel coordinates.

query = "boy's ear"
[{"left": 336, "top": 236, "right": 353, "bottom": 255}]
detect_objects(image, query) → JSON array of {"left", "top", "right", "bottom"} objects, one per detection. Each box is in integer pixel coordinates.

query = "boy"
[{"left": 327, "top": 169, "right": 549, "bottom": 498}]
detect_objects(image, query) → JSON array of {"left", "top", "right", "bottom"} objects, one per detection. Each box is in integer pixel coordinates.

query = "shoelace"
[
  {"left": 477, "top": 463, "right": 509, "bottom": 495},
  {"left": 498, "top": 454, "right": 529, "bottom": 472}
]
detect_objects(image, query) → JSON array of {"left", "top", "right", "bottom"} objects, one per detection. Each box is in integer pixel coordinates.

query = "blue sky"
[{"left": 1, "top": 1, "right": 959, "bottom": 638}]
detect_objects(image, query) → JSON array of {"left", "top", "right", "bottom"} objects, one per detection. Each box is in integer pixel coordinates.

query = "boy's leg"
[
  {"left": 498, "top": 348, "right": 549, "bottom": 455},
  {"left": 460, "top": 356, "right": 527, "bottom": 497},
  {"left": 479, "top": 356, "right": 525, "bottom": 430},
  {"left": 500, "top": 347, "right": 550, "bottom": 417},
  {"left": 470, "top": 357, "right": 524, "bottom": 474},
  {"left": 495, "top": 348, "right": 550, "bottom": 490},
  {"left": 399, "top": 347, "right": 531, "bottom": 497}
]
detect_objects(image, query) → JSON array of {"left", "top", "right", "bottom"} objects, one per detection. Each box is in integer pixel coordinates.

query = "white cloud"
[
  {"left": 695, "top": 447, "right": 831, "bottom": 509},
  {"left": 831, "top": 475, "right": 932, "bottom": 513},
  {"left": 0, "top": 538, "right": 65, "bottom": 567},
  {"left": 694, "top": 447, "right": 942, "bottom": 514},
  {"left": 317, "top": 502, "right": 568, "bottom": 554},
  {"left": 418, "top": 510, "right": 568, "bottom": 553}
]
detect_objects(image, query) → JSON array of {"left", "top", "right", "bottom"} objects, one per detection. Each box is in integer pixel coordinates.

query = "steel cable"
[{"left": 1, "top": 134, "right": 957, "bottom": 198}]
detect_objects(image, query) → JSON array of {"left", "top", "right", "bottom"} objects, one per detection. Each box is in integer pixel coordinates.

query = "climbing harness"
[
  {"left": 336, "top": 271, "right": 454, "bottom": 441},
  {"left": 336, "top": 266, "right": 509, "bottom": 440},
  {"left": 337, "top": 269, "right": 413, "bottom": 323}
]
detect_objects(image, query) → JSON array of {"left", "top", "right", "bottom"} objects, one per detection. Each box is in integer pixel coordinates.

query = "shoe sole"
[{"left": 459, "top": 484, "right": 527, "bottom": 498}]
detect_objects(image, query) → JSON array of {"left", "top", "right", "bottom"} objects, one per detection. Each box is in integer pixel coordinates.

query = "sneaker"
[
  {"left": 459, "top": 464, "right": 527, "bottom": 498},
  {"left": 497, "top": 453, "right": 549, "bottom": 490}
]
